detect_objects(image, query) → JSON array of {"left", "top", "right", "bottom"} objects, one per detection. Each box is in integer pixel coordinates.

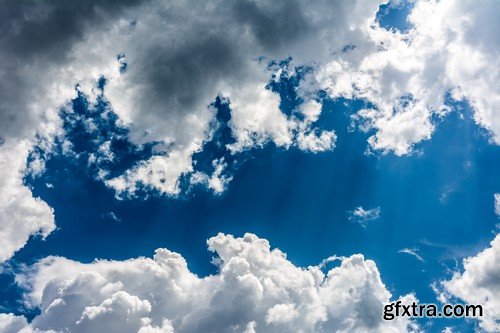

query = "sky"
[{"left": 0, "top": 1, "right": 499, "bottom": 333}]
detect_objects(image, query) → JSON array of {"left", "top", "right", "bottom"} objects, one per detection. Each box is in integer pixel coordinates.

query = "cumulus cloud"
[
  {"left": 440, "top": 234, "right": 500, "bottom": 332},
  {"left": 0, "top": 0, "right": 144, "bottom": 262},
  {"left": 0, "top": 313, "right": 31, "bottom": 333},
  {"left": 5, "top": 233, "right": 418, "bottom": 333},
  {"left": 308, "top": 0, "right": 500, "bottom": 155},
  {"left": 347, "top": 206, "right": 381, "bottom": 227},
  {"left": 0, "top": 140, "right": 55, "bottom": 263},
  {"left": 61, "top": 0, "right": 366, "bottom": 197}
]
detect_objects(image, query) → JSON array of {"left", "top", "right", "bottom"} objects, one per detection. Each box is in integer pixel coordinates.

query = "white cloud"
[
  {"left": 104, "top": 212, "right": 121, "bottom": 223},
  {"left": 310, "top": 0, "right": 500, "bottom": 155},
  {"left": 348, "top": 206, "right": 381, "bottom": 227},
  {"left": 0, "top": 1, "right": 141, "bottom": 262},
  {"left": 0, "top": 313, "right": 30, "bottom": 333},
  {"left": 226, "top": 81, "right": 293, "bottom": 152},
  {"left": 440, "top": 234, "right": 500, "bottom": 332},
  {"left": 0, "top": 313, "right": 59, "bottom": 333},
  {"left": 105, "top": 148, "right": 197, "bottom": 198},
  {"left": 190, "top": 158, "right": 233, "bottom": 194},
  {"left": 137, "top": 320, "right": 174, "bottom": 333},
  {"left": 299, "top": 100, "right": 323, "bottom": 123},
  {"left": 295, "top": 100, "right": 337, "bottom": 153},
  {"left": 494, "top": 193, "right": 500, "bottom": 218},
  {"left": 398, "top": 247, "right": 425, "bottom": 263},
  {"left": 0, "top": 140, "right": 55, "bottom": 263},
  {"left": 265, "top": 303, "right": 299, "bottom": 325},
  {"left": 296, "top": 129, "right": 337, "bottom": 153},
  {"left": 7, "top": 233, "right": 418, "bottom": 333}
]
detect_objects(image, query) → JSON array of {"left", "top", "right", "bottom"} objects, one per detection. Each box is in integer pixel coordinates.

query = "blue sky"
[{"left": 0, "top": 1, "right": 499, "bottom": 333}]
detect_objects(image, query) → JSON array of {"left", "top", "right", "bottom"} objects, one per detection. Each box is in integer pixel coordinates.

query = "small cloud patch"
[
  {"left": 347, "top": 206, "right": 381, "bottom": 227},
  {"left": 398, "top": 247, "right": 425, "bottom": 263}
]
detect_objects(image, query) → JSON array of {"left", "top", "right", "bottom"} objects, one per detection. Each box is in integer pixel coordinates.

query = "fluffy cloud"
[
  {"left": 0, "top": 0, "right": 375, "bottom": 261},
  {"left": 440, "top": 234, "right": 500, "bottom": 332},
  {"left": 5, "top": 233, "right": 418, "bottom": 333},
  {"left": 0, "top": 0, "right": 144, "bottom": 262},
  {"left": 0, "top": 140, "right": 55, "bottom": 263},
  {"left": 309, "top": 0, "right": 500, "bottom": 155},
  {"left": 33, "top": 0, "right": 370, "bottom": 198},
  {"left": 0, "top": 313, "right": 32, "bottom": 333},
  {"left": 190, "top": 158, "right": 233, "bottom": 194},
  {"left": 99, "top": 0, "right": 378, "bottom": 196}
]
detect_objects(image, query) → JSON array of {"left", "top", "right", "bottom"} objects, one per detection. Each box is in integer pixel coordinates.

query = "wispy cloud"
[
  {"left": 347, "top": 206, "right": 381, "bottom": 228},
  {"left": 103, "top": 212, "right": 121, "bottom": 223},
  {"left": 494, "top": 193, "right": 500, "bottom": 218},
  {"left": 398, "top": 247, "right": 425, "bottom": 263}
]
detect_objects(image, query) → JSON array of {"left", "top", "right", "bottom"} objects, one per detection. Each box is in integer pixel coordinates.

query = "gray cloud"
[
  {"left": 232, "top": 0, "right": 311, "bottom": 53},
  {"left": 0, "top": 0, "right": 144, "bottom": 139}
]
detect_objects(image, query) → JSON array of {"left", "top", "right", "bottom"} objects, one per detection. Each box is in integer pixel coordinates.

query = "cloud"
[
  {"left": 347, "top": 206, "right": 381, "bottom": 227},
  {"left": 0, "top": 0, "right": 146, "bottom": 263},
  {"left": 439, "top": 234, "right": 500, "bottom": 332},
  {"left": 2, "top": 0, "right": 500, "bottom": 261},
  {"left": 309, "top": 0, "right": 500, "bottom": 155},
  {"left": 103, "top": 212, "right": 121, "bottom": 223},
  {"left": 0, "top": 0, "right": 143, "bottom": 141},
  {"left": 55, "top": 0, "right": 366, "bottom": 198},
  {"left": 0, "top": 140, "right": 55, "bottom": 263},
  {"left": 296, "top": 100, "right": 337, "bottom": 153},
  {"left": 494, "top": 193, "right": 500, "bottom": 218},
  {"left": 6, "top": 233, "right": 419, "bottom": 333},
  {"left": 398, "top": 247, "right": 425, "bottom": 263},
  {"left": 2, "top": 0, "right": 374, "bottom": 260},
  {"left": 190, "top": 158, "right": 233, "bottom": 194},
  {"left": 0, "top": 313, "right": 31, "bottom": 333},
  {"left": 98, "top": 0, "right": 376, "bottom": 197}
]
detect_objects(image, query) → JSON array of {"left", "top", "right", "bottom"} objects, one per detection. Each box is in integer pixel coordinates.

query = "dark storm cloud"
[
  {"left": 0, "top": 0, "right": 143, "bottom": 60},
  {"left": 0, "top": 0, "right": 316, "bottom": 142},
  {"left": 232, "top": 0, "right": 311, "bottom": 52},
  {"left": 100, "top": 0, "right": 319, "bottom": 147},
  {"left": 0, "top": 0, "right": 145, "bottom": 140},
  {"left": 133, "top": 33, "right": 242, "bottom": 114},
  {"left": 0, "top": 0, "right": 148, "bottom": 263}
]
